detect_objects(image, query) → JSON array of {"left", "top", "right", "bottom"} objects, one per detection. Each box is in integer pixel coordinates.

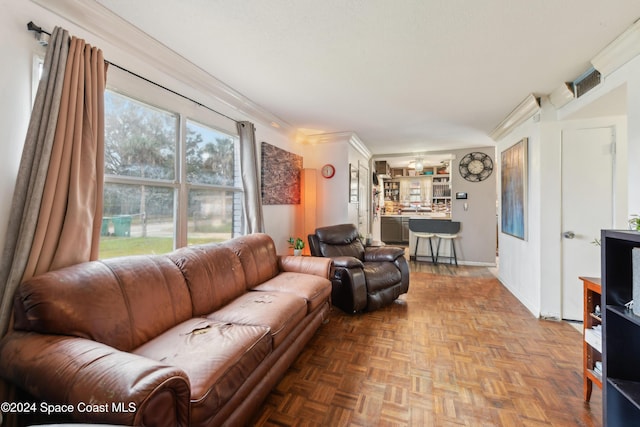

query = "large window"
[{"left": 100, "top": 82, "right": 243, "bottom": 259}]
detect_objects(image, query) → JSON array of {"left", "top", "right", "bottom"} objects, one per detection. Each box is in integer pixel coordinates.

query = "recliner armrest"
[
  {"left": 364, "top": 246, "right": 406, "bottom": 262},
  {"left": 331, "top": 256, "right": 364, "bottom": 269},
  {"left": 0, "top": 331, "right": 190, "bottom": 427},
  {"left": 330, "top": 263, "right": 367, "bottom": 313}
]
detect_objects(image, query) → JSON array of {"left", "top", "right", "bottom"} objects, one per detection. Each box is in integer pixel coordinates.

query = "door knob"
[{"left": 563, "top": 231, "right": 575, "bottom": 239}]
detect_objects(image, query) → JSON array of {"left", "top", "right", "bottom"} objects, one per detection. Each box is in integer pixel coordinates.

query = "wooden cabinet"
[
  {"left": 381, "top": 216, "right": 410, "bottom": 243},
  {"left": 602, "top": 230, "right": 640, "bottom": 425},
  {"left": 390, "top": 167, "right": 406, "bottom": 177},
  {"left": 432, "top": 174, "right": 451, "bottom": 212},
  {"left": 401, "top": 217, "right": 410, "bottom": 242},
  {"left": 581, "top": 276, "right": 602, "bottom": 402},
  {"left": 408, "top": 180, "right": 421, "bottom": 203},
  {"left": 381, "top": 217, "right": 402, "bottom": 242},
  {"left": 383, "top": 181, "right": 400, "bottom": 202},
  {"left": 375, "top": 161, "right": 390, "bottom": 176},
  {"left": 385, "top": 175, "right": 446, "bottom": 205}
]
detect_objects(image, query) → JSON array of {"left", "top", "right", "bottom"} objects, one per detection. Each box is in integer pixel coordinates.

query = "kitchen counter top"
[{"left": 382, "top": 212, "right": 451, "bottom": 219}]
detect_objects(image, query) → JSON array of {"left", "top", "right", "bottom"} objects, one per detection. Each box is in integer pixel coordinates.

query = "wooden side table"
[{"left": 580, "top": 276, "right": 602, "bottom": 402}]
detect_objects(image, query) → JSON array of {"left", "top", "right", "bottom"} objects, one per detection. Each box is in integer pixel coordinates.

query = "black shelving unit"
[{"left": 602, "top": 230, "right": 640, "bottom": 426}]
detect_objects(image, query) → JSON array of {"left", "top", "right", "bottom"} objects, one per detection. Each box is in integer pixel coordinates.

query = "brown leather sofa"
[
  {"left": 308, "top": 223, "right": 409, "bottom": 313},
  {"left": 0, "top": 233, "right": 332, "bottom": 427}
]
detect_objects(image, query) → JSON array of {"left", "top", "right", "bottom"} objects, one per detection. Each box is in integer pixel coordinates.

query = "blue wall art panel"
[{"left": 501, "top": 138, "right": 527, "bottom": 240}]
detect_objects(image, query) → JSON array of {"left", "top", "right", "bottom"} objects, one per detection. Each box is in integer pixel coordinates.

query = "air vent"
[{"left": 573, "top": 68, "right": 601, "bottom": 98}]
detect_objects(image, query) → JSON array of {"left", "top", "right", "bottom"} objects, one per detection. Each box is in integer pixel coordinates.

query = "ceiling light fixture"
[{"left": 415, "top": 158, "right": 424, "bottom": 172}]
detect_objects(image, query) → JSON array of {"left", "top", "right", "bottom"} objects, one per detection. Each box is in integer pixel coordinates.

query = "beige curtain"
[
  {"left": 0, "top": 30, "right": 106, "bottom": 425},
  {"left": 237, "top": 121, "right": 264, "bottom": 233},
  {"left": 0, "top": 27, "right": 69, "bottom": 337},
  {"left": 24, "top": 36, "right": 106, "bottom": 276},
  {"left": 0, "top": 29, "right": 106, "bottom": 337}
]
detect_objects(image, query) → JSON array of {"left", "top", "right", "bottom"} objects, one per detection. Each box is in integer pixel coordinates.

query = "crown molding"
[
  {"left": 489, "top": 94, "right": 540, "bottom": 141},
  {"left": 347, "top": 133, "right": 372, "bottom": 159},
  {"left": 301, "top": 131, "right": 371, "bottom": 159},
  {"left": 591, "top": 18, "right": 640, "bottom": 77},
  {"left": 30, "top": 0, "right": 295, "bottom": 136},
  {"left": 549, "top": 82, "right": 575, "bottom": 109}
]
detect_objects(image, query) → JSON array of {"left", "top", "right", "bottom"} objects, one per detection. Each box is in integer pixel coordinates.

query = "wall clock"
[
  {"left": 321, "top": 164, "right": 335, "bottom": 179},
  {"left": 459, "top": 152, "right": 493, "bottom": 182}
]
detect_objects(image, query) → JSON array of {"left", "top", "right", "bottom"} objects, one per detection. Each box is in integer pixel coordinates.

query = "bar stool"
[
  {"left": 435, "top": 221, "right": 461, "bottom": 266},
  {"left": 408, "top": 218, "right": 436, "bottom": 263},
  {"left": 414, "top": 232, "right": 436, "bottom": 263}
]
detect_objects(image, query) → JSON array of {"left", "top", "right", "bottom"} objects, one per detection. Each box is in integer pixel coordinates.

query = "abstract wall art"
[
  {"left": 261, "top": 142, "right": 302, "bottom": 205},
  {"left": 501, "top": 137, "right": 528, "bottom": 240}
]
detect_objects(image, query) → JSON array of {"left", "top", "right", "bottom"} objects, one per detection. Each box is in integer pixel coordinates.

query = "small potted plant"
[
  {"left": 629, "top": 214, "right": 640, "bottom": 231},
  {"left": 288, "top": 237, "right": 305, "bottom": 256}
]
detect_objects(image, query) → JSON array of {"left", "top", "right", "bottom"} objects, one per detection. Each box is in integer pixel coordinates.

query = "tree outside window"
[{"left": 100, "top": 90, "right": 242, "bottom": 258}]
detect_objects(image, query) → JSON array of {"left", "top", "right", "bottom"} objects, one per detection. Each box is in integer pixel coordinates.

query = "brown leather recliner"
[{"left": 308, "top": 223, "right": 409, "bottom": 313}]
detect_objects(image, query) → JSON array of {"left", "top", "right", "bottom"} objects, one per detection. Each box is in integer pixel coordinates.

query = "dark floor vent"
[{"left": 574, "top": 68, "right": 601, "bottom": 98}]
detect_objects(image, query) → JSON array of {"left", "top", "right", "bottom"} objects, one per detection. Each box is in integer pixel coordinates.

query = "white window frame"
[
  {"left": 104, "top": 66, "right": 243, "bottom": 252},
  {"left": 32, "top": 54, "right": 45, "bottom": 105}
]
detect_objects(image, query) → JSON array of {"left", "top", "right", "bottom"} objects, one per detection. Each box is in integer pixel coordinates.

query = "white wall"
[
  {"left": 496, "top": 118, "right": 542, "bottom": 316},
  {"left": 300, "top": 132, "right": 371, "bottom": 231},
  {"left": 0, "top": 0, "right": 47, "bottom": 257},
  {"left": 302, "top": 139, "right": 349, "bottom": 228}
]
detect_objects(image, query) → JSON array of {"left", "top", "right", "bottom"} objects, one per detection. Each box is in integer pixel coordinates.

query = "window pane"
[
  {"left": 105, "top": 91, "right": 177, "bottom": 180},
  {"left": 100, "top": 183, "right": 175, "bottom": 258},
  {"left": 188, "top": 189, "right": 236, "bottom": 245},
  {"left": 186, "top": 120, "right": 235, "bottom": 186}
]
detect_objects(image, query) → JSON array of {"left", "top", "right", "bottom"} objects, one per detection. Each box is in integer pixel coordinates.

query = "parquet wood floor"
[{"left": 251, "top": 262, "right": 602, "bottom": 426}]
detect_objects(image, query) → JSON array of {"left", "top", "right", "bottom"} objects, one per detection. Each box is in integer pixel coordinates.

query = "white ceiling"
[{"left": 94, "top": 0, "right": 640, "bottom": 155}]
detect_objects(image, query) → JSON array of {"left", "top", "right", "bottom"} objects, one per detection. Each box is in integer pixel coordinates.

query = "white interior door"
[{"left": 561, "top": 127, "right": 614, "bottom": 320}]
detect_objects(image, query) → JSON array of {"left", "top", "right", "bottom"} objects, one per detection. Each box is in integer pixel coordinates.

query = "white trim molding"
[
  {"left": 300, "top": 131, "right": 371, "bottom": 159},
  {"left": 549, "top": 83, "right": 575, "bottom": 109},
  {"left": 489, "top": 94, "right": 540, "bottom": 141},
  {"left": 591, "top": 18, "right": 640, "bottom": 77}
]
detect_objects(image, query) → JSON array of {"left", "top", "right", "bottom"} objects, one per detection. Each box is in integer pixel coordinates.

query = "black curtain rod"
[{"left": 26, "top": 21, "right": 239, "bottom": 125}]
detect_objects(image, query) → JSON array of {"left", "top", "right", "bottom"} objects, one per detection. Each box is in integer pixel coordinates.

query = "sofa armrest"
[
  {"left": 0, "top": 331, "right": 190, "bottom": 427},
  {"left": 331, "top": 256, "right": 364, "bottom": 269},
  {"left": 278, "top": 255, "right": 332, "bottom": 278},
  {"left": 364, "top": 246, "right": 405, "bottom": 262}
]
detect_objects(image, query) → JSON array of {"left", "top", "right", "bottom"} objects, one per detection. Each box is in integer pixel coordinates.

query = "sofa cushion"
[
  {"left": 221, "top": 234, "right": 280, "bottom": 288},
  {"left": 13, "top": 256, "right": 192, "bottom": 351},
  {"left": 206, "top": 292, "right": 307, "bottom": 348},
  {"left": 363, "top": 262, "right": 402, "bottom": 292},
  {"left": 133, "top": 318, "right": 271, "bottom": 421},
  {"left": 252, "top": 272, "right": 332, "bottom": 313},
  {"left": 168, "top": 244, "right": 247, "bottom": 315}
]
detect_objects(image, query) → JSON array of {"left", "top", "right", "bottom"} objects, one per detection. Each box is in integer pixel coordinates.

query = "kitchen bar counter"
[
  {"left": 406, "top": 218, "right": 457, "bottom": 262},
  {"left": 381, "top": 213, "right": 452, "bottom": 243},
  {"left": 381, "top": 213, "right": 451, "bottom": 219}
]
